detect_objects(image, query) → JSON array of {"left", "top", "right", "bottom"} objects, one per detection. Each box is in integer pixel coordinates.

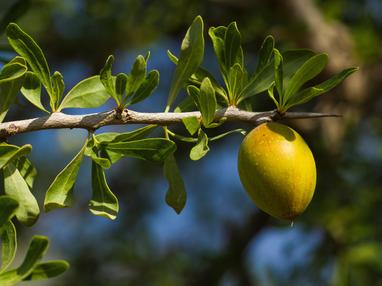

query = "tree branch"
[{"left": 0, "top": 107, "right": 340, "bottom": 138}]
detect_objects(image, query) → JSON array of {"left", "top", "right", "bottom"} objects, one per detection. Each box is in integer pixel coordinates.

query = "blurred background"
[{"left": 1, "top": 0, "right": 382, "bottom": 285}]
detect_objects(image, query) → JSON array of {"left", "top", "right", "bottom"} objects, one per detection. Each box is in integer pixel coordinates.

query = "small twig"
[{"left": 0, "top": 107, "right": 340, "bottom": 138}]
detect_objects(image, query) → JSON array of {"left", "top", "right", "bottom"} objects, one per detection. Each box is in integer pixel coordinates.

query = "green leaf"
[
  {"left": 199, "top": 78, "right": 217, "bottom": 126},
  {"left": 227, "top": 63, "right": 245, "bottom": 103},
  {"left": 0, "top": 221, "right": 17, "bottom": 274},
  {"left": 167, "top": 50, "right": 227, "bottom": 102},
  {"left": 224, "top": 22, "right": 242, "bottom": 69},
  {"left": 190, "top": 129, "right": 209, "bottom": 161},
  {"left": 128, "top": 70, "right": 159, "bottom": 105},
  {"left": 0, "top": 59, "right": 27, "bottom": 122},
  {"left": 273, "top": 48, "right": 283, "bottom": 102},
  {"left": 167, "top": 16, "right": 204, "bottom": 110},
  {"left": 283, "top": 53, "right": 328, "bottom": 103},
  {"left": 0, "top": 235, "right": 49, "bottom": 286},
  {"left": 267, "top": 83, "right": 279, "bottom": 109},
  {"left": 23, "top": 261, "right": 69, "bottom": 281},
  {"left": 210, "top": 128, "right": 246, "bottom": 141},
  {"left": 6, "top": 23, "right": 53, "bottom": 106},
  {"left": 256, "top": 35, "right": 275, "bottom": 73},
  {"left": 0, "top": 143, "right": 32, "bottom": 170},
  {"left": 182, "top": 116, "right": 200, "bottom": 136},
  {"left": 115, "top": 73, "right": 128, "bottom": 99},
  {"left": 237, "top": 49, "right": 315, "bottom": 104},
  {"left": 126, "top": 55, "right": 146, "bottom": 97},
  {"left": 21, "top": 71, "right": 48, "bottom": 113},
  {"left": 164, "top": 154, "right": 187, "bottom": 214},
  {"left": 89, "top": 162, "right": 119, "bottom": 220},
  {"left": 100, "top": 55, "right": 119, "bottom": 104},
  {"left": 44, "top": 139, "right": 87, "bottom": 212},
  {"left": 0, "top": 197, "right": 18, "bottom": 228},
  {"left": 16, "top": 157, "right": 37, "bottom": 189},
  {"left": 174, "top": 94, "right": 196, "bottom": 112},
  {"left": 4, "top": 163, "right": 39, "bottom": 226},
  {"left": 209, "top": 26, "right": 227, "bottom": 76},
  {"left": 105, "top": 138, "right": 176, "bottom": 162},
  {"left": 110, "top": 125, "right": 157, "bottom": 143},
  {"left": 58, "top": 75, "right": 110, "bottom": 110},
  {"left": 51, "top": 71, "right": 64, "bottom": 110},
  {"left": 285, "top": 67, "right": 358, "bottom": 109}
]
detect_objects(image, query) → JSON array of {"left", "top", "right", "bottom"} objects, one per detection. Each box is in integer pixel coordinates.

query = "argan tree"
[{"left": 0, "top": 16, "right": 356, "bottom": 285}]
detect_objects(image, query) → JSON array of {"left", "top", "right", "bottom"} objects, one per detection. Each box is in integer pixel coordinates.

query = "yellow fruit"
[{"left": 237, "top": 122, "right": 316, "bottom": 220}]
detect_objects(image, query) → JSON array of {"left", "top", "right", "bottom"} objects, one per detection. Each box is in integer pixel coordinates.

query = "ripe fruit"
[{"left": 237, "top": 122, "right": 316, "bottom": 220}]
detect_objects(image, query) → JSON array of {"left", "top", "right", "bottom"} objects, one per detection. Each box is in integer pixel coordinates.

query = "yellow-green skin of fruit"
[{"left": 238, "top": 122, "right": 316, "bottom": 220}]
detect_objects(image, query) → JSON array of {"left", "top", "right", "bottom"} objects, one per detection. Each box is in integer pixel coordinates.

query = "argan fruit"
[{"left": 237, "top": 122, "right": 316, "bottom": 220}]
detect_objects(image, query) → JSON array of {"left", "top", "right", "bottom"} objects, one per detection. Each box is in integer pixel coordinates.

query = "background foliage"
[{"left": 0, "top": 0, "right": 381, "bottom": 285}]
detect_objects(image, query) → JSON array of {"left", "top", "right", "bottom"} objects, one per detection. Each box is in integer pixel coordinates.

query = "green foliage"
[{"left": 0, "top": 15, "right": 358, "bottom": 285}]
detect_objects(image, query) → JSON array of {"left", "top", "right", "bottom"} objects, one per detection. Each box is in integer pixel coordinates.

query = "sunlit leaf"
[
  {"left": 23, "top": 261, "right": 69, "bottom": 281},
  {"left": 59, "top": 75, "right": 110, "bottom": 110},
  {"left": 0, "top": 221, "right": 17, "bottom": 274},
  {"left": 21, "top": 71, "right": 48, "bottom": 113},
  {"left": 89, "top": 162, "right": 119, "bottom": 220},
  {"left": 190, "top": 129, "right": 209, "bottom": 160}
]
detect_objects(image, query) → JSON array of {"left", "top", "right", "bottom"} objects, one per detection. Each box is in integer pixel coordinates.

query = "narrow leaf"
[
  {"left": 256, "top": 35, "right": 275, "bottom": 73},
  {"left": 126, "top": 55, "right": 146, "bottom": 97},
  {"left": 115, "top": 73, "right": 128, "bottom": 99},
  {"left": 128, "top": 70, "right": 159, "bottom": 105},
  {"left": 198, "top": 78, "right": 217, "bottom": 126},
  {"left": 0, "top": 236, "right": 49, "bottom": 286},
  {"left": 208, "top": 26, "right": 227, "bottom": 76},
  {"left": 167, "top": 16, "right": 204, "bottom": 109},
  {"left": 4, "top": 163, "right": 39, "bottom": 226},
  {"left": 285, "top": 67, "right": 358, "bottom": 109},
  {"left": 100, "top": 55, "right": 118, "bottom": 103},
  {"left": 6, "top": 23, "right": 53, "bottom": 101},
  {"left": 273, "top": 48, "right": 283, "bottom": 102},
  {"left": 0, "top": 60, "right": 27, "bottom": 122},
  {"left": 164, "top": 154, "right": 187, "bottom": 214},
  {"left": 105, "top": 138, "right": 176, "bottom": 162},
  {"left": 224, "top": 22, "right": 242, "bottom": 69},
  {"left": 23, "top": 261, "right": 69, "bottom": 281},
  {"left": 51, "top": 71, "right": 64, "bottom": 110},
  {"left": 284, "top": 53, "right": 328, "bottom": 101},
  {"left": 44, "top": 139, "right": 87, "bottom": 212},
  {"left": 59, "top": 76, "right": 110, "bottom": 110},
  {"left": 89, "top": 162, "right": 119, "bottom": 220}
]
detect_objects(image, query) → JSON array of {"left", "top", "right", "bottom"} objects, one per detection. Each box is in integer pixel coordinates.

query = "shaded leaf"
[
  {"left": 0, "top": 221, "right": 17, "bottom": 274},
  {"left": 224, "top": 22, "right": 242, "bottom": 69},
  {"left": 164, "top": 154, "right": 187, "bottom": 214},
  {"left": 105, "top": 138, "right": 176, "bottom": 162},
  {"left": 126, "top": 55, "right": 146, "bottom": 97},
  {"left": 284, "top": 53, "right": 328, "bottom": 102},
  {"left": 0, "top": 197, "right": 18, "bottom": 228},
  {"left": 23, "top": 261, "right": 69, "bottom": 281},
  {"left": 51, "top": 71, "right": 64, "bottom": 110},
  {"left": 128, "top": 70, "right": 159, "bottom": 105},
  {"left": 273, "top": 48, "right": 283, "bottom": 102},
  {"left": 16, "top": 157, "right": 37, "bottom": 189},
  {"left": 285, "top": 67, "right": 358, "bottom": 109},
  {"left": 100, "top": 55, "right": 119, "bottom": 104},
  {"left": 89, "top": 162, "right": 119, "bottom": 220},
  {"left": 115, "top": 73, "right": 128, "bottom": 99},
  {"left": 256, "top": 35, "right": 275, "bottom": 73}
]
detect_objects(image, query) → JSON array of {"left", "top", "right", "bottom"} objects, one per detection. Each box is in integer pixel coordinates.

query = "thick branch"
[{"left": 0, "top": 107, "right": 340, "bottom": 138}]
